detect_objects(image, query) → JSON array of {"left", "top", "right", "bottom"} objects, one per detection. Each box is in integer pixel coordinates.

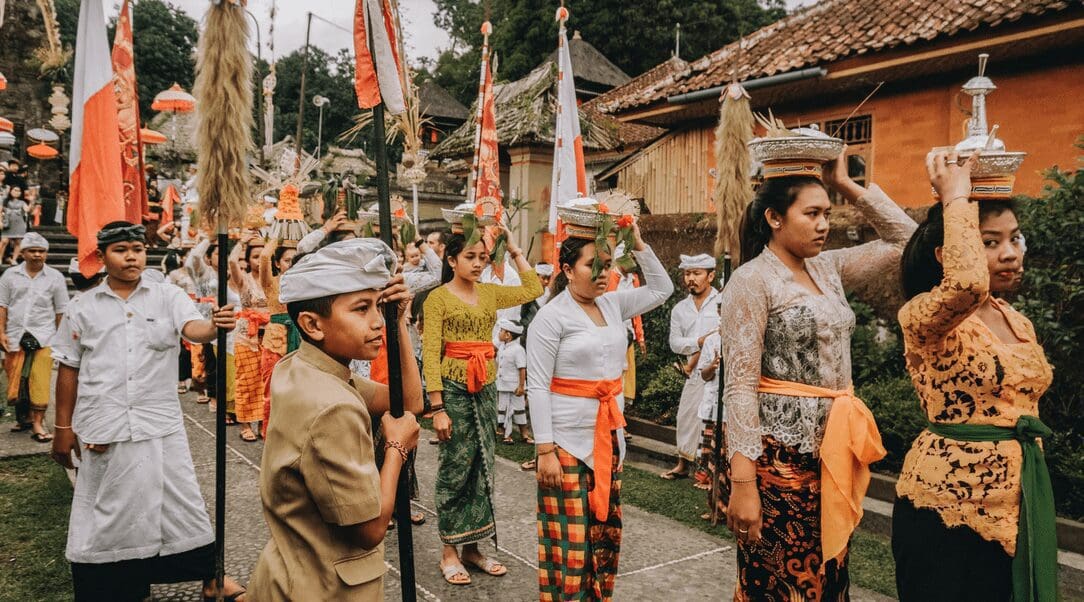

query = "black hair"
[
  {"left": 440, "top": 233, "right": 468, "bottom": 284},
  {"left": 411, "top": 288, "right": 430, "bottom": 324},
  {"left": 162, "top": 249, "right": 183, "bottom": 273},
  {"left": 738, "top": 176, "right": 825, "bottom": 265},
  {"left": 426, "top": 230, "right": 448, "bottom": 245},
  {"left": 552, "top": 237, "right": 594, "bottom": 296},
  {"left": 272, "top": 245, "right": 296, "bottom": 276},
  {"left": 96, "top": 220, "right": 143, "bottom": 253},
  {"left": 900, "top": 199, "right": 1018, "bottom": 300},
  {"left": 286, "top": 295, "right": 336, "bottom": 345}
]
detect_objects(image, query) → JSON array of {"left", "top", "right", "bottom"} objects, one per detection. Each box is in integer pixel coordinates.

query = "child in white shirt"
[{"left": 495, "top": 319, "right": 530, "bottom": 444}]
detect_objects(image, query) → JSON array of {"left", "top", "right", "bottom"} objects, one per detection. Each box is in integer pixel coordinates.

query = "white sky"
[{"left": 100, "top": 0, "right": 451, "bottom": 65}]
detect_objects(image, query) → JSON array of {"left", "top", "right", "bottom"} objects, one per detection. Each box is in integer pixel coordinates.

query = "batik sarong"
[
  {"left": 435, "top": 379, "right": 497, "bottom": 545},
  {"left": 233, "top": 343, "right": 264, "bottom": 423},
  {"left": 731, "top": 435, "right": 849, "bottom": 602},
  {"left": 537, "top": 438, "right": 622, "bottom": 601}
]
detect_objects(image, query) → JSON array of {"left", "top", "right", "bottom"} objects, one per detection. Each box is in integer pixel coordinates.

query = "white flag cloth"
[{"left": 548, "top": 15, "right": 586, "bottom": 232}]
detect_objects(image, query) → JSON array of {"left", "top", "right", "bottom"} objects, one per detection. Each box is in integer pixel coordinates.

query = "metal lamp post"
[{"left": 313, "top": 95, "right": 329, "bottom": 160}]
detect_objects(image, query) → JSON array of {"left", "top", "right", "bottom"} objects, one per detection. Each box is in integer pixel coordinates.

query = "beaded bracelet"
[
  {"left": 384, "top": 440, "right": 410, "bottom": 462},
  {"left": 729, "top": 476, "right": 757, "bottom": 484}
]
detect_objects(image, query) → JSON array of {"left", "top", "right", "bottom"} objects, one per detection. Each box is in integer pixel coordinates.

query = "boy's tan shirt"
[{"left": 249, "top": 342, "right": 386, "bottom": 601}]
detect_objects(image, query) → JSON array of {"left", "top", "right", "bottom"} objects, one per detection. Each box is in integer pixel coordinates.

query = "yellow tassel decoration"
[{"left": 712, "top": 83, "right": 754, "bottom": 260}]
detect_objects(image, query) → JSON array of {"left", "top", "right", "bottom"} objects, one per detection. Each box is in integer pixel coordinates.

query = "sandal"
[
  {"left": 440, "top": 561, "right": 471, "bottom": 585},
  {"left": 31, "top": 432, "right": 53, "bottom": 443},
  {"left": 239, "top": 428, "right": 258, "bottom": 442},
  {"left": 524, "top": 437, "right": 535, "bottom": 444},
  {"left": 659, "top": 469, "right": 689, "bottom": 480},
  {"left": 520, "top": 459, "right": 536, "bottom": 471},
  {"left": 693, "top": 482, "right": 711, "bottom": 490},
  {"left": 196, "top": 394, "right": 210, "bottom": 404},
  {"left": 502, "top": 437, "right": 514, "bottom": 445},
  {"left": 463, "top": 554, "right": 507, "bottom": 577},
  {"left": 410, "top": 511, "right": 426, "bottom": 525},
  {"left": 178, "top": 384, "right": 189, "bottom": 394}
]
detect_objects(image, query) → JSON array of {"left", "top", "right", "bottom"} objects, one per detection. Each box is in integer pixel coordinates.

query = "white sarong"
[
  {"left": 676, "top": 375, "right": 705, "bottom": 461},
  {"left": 66, "top": 428, "right": 214, "bottom": 564}
]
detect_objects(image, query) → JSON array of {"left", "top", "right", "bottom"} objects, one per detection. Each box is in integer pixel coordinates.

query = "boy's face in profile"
[
  {"left": 317, "top": 289, "right": 386, "bottom": 361},
  {"left": 98, "top": 241, "right": 147, "bottom": 283},
  {"left": 498, "top": 329, "right": 513, "bottom": 343}
]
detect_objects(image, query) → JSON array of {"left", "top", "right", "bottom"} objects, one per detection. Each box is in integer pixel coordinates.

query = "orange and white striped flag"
[
  {"left": 69, "top": 0, "right": 125, "bottom": 277},
  {"left": 548, "top": 6, "right": 587, "bottom": 234},
  {"left": 353, "top": 0, "right": 405, "bottom": 114},
  {"left": 111, "top": 0, "right": 148, "bottom": 225}
]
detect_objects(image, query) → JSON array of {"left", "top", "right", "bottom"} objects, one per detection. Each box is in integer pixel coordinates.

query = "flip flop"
[
  {"left": 31, "top": 432, "right": 53, "bottom": 443},
  {"left": 464, "top": 555, "right": 507, "bottom": 577},
  {"left": 524, "top": 437, "right": 535, "bottom": 444},
  {"left": 440, "top": 561, "right": 471, "bottom": 585},
  {"left": 410, "top": 511, "right": 426, "bottom": 525},
  {"left": 520, "top": 459, "right": 536, "bottom": 471},
  {"left": 502, "top": 437, "right": 514, "bottom": 445},
  {"left": 239, "top": 429, "right": 258, "bottom": 442},
  {"left": 196, "top": 395, "right": 210, "bottom": 404},
  {"left": 660, "top": 470, "right": 689, "bottom": 480},
  {"left": 693, "top": 482, "right": 711, "bottom": 490}
]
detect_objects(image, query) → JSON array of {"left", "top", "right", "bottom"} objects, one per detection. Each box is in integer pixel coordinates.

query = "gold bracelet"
[
  {"left": 384, "top": 440, "right": 410, "bottom": 462},
  {"left": 54, "top": 425, "right": 72, "bottom": 430},
  {"left": 536, "top": 444, "right": 558, "bottom": 457},
  {"left": 729, "top": 476, "right": 757, "bottom": 484}
]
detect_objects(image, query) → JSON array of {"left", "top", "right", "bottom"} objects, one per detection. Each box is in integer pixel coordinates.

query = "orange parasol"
[
  {"left": 0, "top": 117, "right": 12, "bottom": 133},
  {"left": 140, "top": 127, "right": 168, "bottom": 144},
  {"left": 152, "top": 82, "right": 196, "bottom": 113},
  {"left": 27, "top": 143, "right": 59, "bottom": 160},
  {"left": 0, "top": 72, "right": 7, "bottom": 91}
]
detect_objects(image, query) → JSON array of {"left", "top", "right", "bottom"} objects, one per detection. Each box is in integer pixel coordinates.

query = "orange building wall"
[{"left": 772, "top": 61, "right": 1084, "bottom": 207}]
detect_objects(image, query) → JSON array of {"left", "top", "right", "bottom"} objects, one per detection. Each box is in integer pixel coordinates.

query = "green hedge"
[{"left": 632, "top": 146, "right": 1084, "bottom": 520}]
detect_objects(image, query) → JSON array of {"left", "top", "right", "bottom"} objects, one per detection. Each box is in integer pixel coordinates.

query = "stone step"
[{"left": 624, "top": 415, "right": 1084, "bottom": 597}]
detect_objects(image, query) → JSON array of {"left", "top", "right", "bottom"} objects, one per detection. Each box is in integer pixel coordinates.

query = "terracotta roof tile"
[{"left": 594, "top": 0, "right": 1070, "bottom": 114}]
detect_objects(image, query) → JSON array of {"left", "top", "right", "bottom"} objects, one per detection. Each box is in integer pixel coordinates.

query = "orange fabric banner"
[
  {"left": 352, "top": 0, "right": 404, "bottom": 112},
  {"left": 162, "top": 183, "right": 181, "bottom": 226},
  {"left": 549, "top": 376, "right": 625, "bottom": 521},
  {"left": 111, "top": 0, "right": 147, "bottom": 225}
]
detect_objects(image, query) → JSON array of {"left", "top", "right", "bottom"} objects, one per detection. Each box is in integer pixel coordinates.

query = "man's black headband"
[{"left": 97, "top": 224, "right": 146, "bottom": 246}]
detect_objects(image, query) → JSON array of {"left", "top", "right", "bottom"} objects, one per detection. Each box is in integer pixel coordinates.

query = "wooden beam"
[{"left": 827, "top": 18, "right": 1084, "bottom": 80}]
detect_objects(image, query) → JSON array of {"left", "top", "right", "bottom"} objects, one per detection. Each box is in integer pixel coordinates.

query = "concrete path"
[{"left": 1, "top": 391, "right": 895, "bottom": 601}]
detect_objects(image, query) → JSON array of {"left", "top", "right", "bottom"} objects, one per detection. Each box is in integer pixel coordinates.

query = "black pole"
[
  {"left": 294, "top": 12, "right": 312, "bottom": 157},
  {"left": 373, "top": 96, "right": 418, "bottom": 602},
  {"left": 711, "top": 253, "right": 732, "bottom": 525},
  {"left": 214, "top": 226, "right": 228, "bottom": 599}
]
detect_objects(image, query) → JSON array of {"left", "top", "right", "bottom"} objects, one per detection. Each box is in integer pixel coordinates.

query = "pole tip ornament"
[
  {"left": 555, "top": 6, "right": 569, "bottom": 22},
  {"left": 481, "top": 21, "right": 492, "bottom": 36}
]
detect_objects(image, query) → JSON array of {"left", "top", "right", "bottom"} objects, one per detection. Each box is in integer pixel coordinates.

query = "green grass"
[
  {"left": 0, "top": 455, "right": 75, "bottom": 602},
  {"left": 484, "top": 430, "right": 899, "bottom": 598}
]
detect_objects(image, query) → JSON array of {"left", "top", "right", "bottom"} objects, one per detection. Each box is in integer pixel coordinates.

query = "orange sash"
[
  {"left": 443, "top": 341, "right": 495, "bottom": 393},
  {"left": 370, "top": 331, "right": 389, "bottom": 385},
  {"left": 238, "top": 309, "right": 270, "bottom": 339},
  {"left": 550, "top": 376, "right": 625, "bottom": 521},
  {"left": 756, "top": 376, "right": 886, "bottom": 570}
]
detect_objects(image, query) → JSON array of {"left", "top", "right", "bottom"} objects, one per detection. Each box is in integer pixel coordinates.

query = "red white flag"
[
  {"left": 69, "top": 0, "right": 125, "bottom": 277},
  {"left": 471, "top": 23, "right": 501, "bottom": 211},
  {"left": 111, "top": 0, "right": 147, "bottom": 225},
  {"left": 353, "top": 0, "right": 405, "bottom": 114},
  {"left": 549, "top": 6, "right": 587, "bottom": 233}
]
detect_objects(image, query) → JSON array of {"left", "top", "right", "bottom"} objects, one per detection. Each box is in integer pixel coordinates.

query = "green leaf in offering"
[
  {"left": 400, "top": 221, "right": 416, "bottom": 250},
  {"left": 463, "top": 214, "right": 481, "bottom": 248},
  {"left": 491, "top": 232, "right": 507, "bottom": 266},
  {"left": 362, "top": 222, "right": 375, "bottom": 238}
]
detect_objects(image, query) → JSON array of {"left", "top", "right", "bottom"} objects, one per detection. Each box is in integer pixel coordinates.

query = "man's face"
[
  {"left": 315, "top": 290, "right": 386, "bottom": 362},
  {"left": 426, "top": 232, "right": 445, "bottom": 257},
  {"left": 21, "top": 247, "right": 46, "bottom": 270},
  {"left": 683, "top": 268, "right": 714, "bottom": 296},
  {"left": 98, "top": 240, "right": 147, "bottom": 283}
]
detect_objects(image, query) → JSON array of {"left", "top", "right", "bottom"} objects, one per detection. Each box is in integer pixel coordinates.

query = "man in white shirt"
[
  {"left": 0, "top": 232, "right": 69, "bottom": 440},
  {"left": 662, "top": 253, "right": 720, "bottom": 480},
  {"left": 49, "top": 221, "right": 246, "bottom": 601}
]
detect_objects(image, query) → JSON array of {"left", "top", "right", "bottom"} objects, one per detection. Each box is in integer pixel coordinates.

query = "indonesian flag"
[
  {"left": 353, "top": 0, "right": 405, "bottom": 114},
  {"left": 548, "top": 7, "right": 587, "bottom": 233},
  {"left": 69, "top": 0, "right": 125, "bottom": 277},
  {"left": 111, "top": 0, "right": 148, "bottom": 225}
]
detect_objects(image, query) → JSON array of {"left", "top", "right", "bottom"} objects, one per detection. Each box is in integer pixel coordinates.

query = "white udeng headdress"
[{"left": 279, "top": 238, "right": 398, "bottom": 304}]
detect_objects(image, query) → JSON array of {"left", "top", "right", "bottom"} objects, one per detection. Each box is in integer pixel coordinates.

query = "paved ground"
[{"left": 0, "top": 389, "right": 895, "bottom": 601}]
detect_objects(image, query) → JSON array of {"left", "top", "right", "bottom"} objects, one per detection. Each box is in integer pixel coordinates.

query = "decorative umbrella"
[
  {"left": 27, "top": 143, "right": 58, "bottom": 160},
  {"left": 152, "top": 82, "right": 196, "bottom": 113},
  {"left": 0, "top": 72, "right": 7, "bottom": 91},
  {"left": 27, "top": 128, "right": 59, "bottom": 144},
  {"left": 140, "top": 127, "right": 167, "bottom": 145},
  {"left": 0, "top": 132, "right": 14, "bottom": 149},
  {"left": 0, "top": 117, "right": 12, "bottom": 133}
]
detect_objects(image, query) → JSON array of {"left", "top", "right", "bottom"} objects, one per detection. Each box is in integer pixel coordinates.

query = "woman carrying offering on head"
[
  {"left": 528, "top": 210, "right": 672, "bottom": 601},
  {"left": 720, "top": 129, "right": 916, "bottom": 599},
  {"left": 423, "top": 216, "right": 542, "bottom": 586}
]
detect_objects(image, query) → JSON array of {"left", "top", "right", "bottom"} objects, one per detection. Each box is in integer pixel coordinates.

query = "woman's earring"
[{"left": 773, "top": 222, "right": 781, "bottom": 228}]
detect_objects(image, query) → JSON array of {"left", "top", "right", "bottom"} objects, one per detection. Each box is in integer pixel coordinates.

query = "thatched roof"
[
  {"left": 544, "top": 31, "right": 630, "bottom": 89},
  {"left": 320, "top": 145, "right": 376, "bottom": 177},
  {"left": 429, "top": 61, "right": 623, "bottom": 159},
  {"left": 418, "top": 81, "right": 469, "bottom": 121},
  {"left": 145, "top": 111, "right": 197, "bottom": 161}
]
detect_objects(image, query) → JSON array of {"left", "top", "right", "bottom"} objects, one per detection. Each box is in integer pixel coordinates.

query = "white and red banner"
[
  {"left": 353, "top": 0, "right": 405, "bottom": 114},
  {"left": 548, "top": 6, "right": 587, "bottom": 233},
  {"left": 111, "top": 0, "right": 148, "bottom": 226},
  {"left": 69, "top": 0, "right": 125, "bottom": 277}
]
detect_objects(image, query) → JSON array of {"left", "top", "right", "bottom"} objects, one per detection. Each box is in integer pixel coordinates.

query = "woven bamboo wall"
[{"left": 612, "top": 127, "right": 716, "bottom": 215}]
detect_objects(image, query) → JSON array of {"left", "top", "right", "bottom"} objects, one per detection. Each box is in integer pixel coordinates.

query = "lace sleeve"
[
  {"left": 823, "top": 184, "right": 917, "bottom": 291},
  {"left": 898, "top": 199, "right": 988, "bottom": 345},
  {"left": 719, "top": 267, "right": 769, "bottom": 462}
]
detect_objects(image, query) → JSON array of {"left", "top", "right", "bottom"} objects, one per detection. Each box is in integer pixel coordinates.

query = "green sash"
[
  {"left": 927, "top": 417, "right": 1057, "bottom": 602},
  {"left": 270, "top": 313, "right": 301, "bottom": 354}
]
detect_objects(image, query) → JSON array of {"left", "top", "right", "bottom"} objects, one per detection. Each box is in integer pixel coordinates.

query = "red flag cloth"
[
  {"left": 69, "top": 0, "right": 125, "bottom": 277},
  {"left": 111, "top": 0, "right": 147, "bottom": 225},
  {"left": 473, "top": 49, "right": 501, "bottom": 208},
  {"left": 162, "top": 183, "right": 181, "bottom": 226},
  {"left": 353, "top": 0, "right": 405, "bottom": 114}
]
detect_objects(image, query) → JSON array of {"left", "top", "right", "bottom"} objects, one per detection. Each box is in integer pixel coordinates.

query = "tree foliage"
[{"left": 429, "top": 0, "right": 786, "bottom": 104}]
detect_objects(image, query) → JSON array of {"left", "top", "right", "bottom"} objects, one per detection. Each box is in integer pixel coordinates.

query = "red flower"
[
  {"left": 393, "top": 207, "right": 406, "bottom": 218},
  {"left": 617, "top": 214, "right": 634, "bottom": 228},
  {"left": 598, "top": 202, "right": 610, "bottom": 214}
]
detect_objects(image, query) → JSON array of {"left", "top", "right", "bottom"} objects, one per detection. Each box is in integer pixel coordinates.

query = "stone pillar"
[{"left": 507, "top": 144, "right": 553, "bottom": 263}]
